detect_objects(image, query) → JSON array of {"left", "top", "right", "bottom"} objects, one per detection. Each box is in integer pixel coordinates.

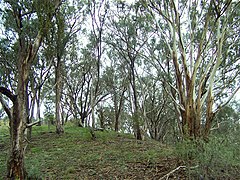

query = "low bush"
[{"left": 175, "top": 133, "right": 240, "bottom": 179}]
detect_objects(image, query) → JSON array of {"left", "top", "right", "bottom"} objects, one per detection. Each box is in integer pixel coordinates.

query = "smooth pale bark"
[
  {"left": 88, "top": 1, "right": 106, "bottom": 129},
  {"left": 36, "top": 89, "right": 42, "bottom": 126},
  {"left": 143, "top": 0, "right": 237, "bottom": 139},
  {"left": 26, "top": 83, "right": 32, "bottom": 140}
]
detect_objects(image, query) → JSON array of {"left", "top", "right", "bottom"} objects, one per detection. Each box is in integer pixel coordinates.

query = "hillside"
[{"left": 0, "top": 124, "right": 239, "bottom": 179}]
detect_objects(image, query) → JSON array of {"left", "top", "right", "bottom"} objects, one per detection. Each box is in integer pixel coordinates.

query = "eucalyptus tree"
[
  {"left": 141, "top": 0, "right": 240, "bottom": 139},
  {"left": 54, "top": 9, "right": 66, "bottom": 134},
  {"left": 28, "top": 46, "right": 55, "bottom": 126},
  {"left": 138, "top": 74, "right": 176, "bottom": 142},
  {"left": 102, "top": 55, "right": 128, "bottom": 131},
  {"left": 0, "top": 0, "right": 62, "bottom": 178},
  {"left": 106, "top": 1, "right": 154, "bottom": 139},
  {"left": 63, "top": 47, "right": 93, "bottom": 127},
  {"left": 42, "top": 1, "right": 86, "bottom": 133},
  {"left": 23, "top": 45, "right": 56, "bottom": 140},
  {"left": 85, "top": 0, "right": 110, "bottom": 128}
]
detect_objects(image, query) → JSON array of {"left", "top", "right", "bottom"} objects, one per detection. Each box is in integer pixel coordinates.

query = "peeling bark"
[{"left": 7, "top": 95, "right": 26, "bottom": 179}]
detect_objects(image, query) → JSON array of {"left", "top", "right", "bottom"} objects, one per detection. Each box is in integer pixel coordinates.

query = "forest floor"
[{"left": 0, "top": 123, "right": 240, "bottom": 179}]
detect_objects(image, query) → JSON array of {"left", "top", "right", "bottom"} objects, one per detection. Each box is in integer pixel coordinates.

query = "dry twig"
[{"left": 160, "top": 166, "right": 186, "bottom": 180}]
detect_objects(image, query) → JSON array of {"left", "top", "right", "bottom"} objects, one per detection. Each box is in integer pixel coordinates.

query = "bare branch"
[
  {"left": 0, "top": 93, "right": 12, "bottom": 120},
  {"left": 0, "top": 86, "right": 16, "bottom": 102},
  {"left": 163, "top": 86, "right": 185, "bottom": 111},
  {"left": 26, "top": 120, "right": 41, "bottom": 128}
]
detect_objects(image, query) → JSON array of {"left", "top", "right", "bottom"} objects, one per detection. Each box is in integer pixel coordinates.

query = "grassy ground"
[{"left": 0, "top": 122, "right": 239, "bottom": 179}]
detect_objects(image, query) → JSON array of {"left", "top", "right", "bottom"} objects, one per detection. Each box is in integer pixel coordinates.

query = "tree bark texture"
[
  {"left": 114, "top": 87, "right": 126, "bottom": 132},
  {"left": 7, "top": 94, "right": 26, "bottom": 179},
  {"left": 0, "top": 87, "right": 27, "bottom": 179},
  {"left": 55, "top": 58, "right": 64, "bottom": 134},
  {"left": 129, "top": 55, "right": 142, "bottom": 140}
]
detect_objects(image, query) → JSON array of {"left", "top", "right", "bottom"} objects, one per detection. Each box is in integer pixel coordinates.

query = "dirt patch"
[{"left": 72, "top": 157, "right": 187, "bottom": 179}]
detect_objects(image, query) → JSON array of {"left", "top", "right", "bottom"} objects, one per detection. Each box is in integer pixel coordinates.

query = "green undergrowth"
[
  {"left": 0, "top": 124, "right": 173, "bottom": 179},
  {"left": 0, "top": 123, "right": 239, "bottom": 179},
  {"left": 175, "top": 133, "right": 240, "bottom": 179},
  {"left": 0, "top": 123, "right": 9, "bottom": 178}
]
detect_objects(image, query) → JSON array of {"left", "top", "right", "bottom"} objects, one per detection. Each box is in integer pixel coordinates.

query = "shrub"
[{"left": 175, "top": 134, "right": 240, "bottom": 179}]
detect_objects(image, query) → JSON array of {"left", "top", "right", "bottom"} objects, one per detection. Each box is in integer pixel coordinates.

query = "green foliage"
[
  {"left": 0, "top": 124, "right": 9, "bottom": 177},
  {"left": 26, "top": 163, "right": 44, "bottom": 180},
  {"left": 0, "top": 0, "right": 239, "bottom": 178},
  {"left": 43, "top": 112, "right": 55, "bottom": 124},
  {"left": 214, "top": 101, "right": 240, "bottom": 134},
  {"left": 175, "top": 134, "right": 240, "bottom": 179},
  {"left": 0, "top": 121, "right": 9, "bottom": 133},
  {"left": 34, "top": 0, "right": 57, "bottom": 35}
]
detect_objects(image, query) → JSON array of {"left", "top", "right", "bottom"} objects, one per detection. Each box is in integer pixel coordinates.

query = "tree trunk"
[
  {"left": 113, "top": 90, "right": 119, "bottom": 132},
  {"left": 132, "top": 111, "right": 142, "bottom": 140},
  {"left": 25, "top": 84, "right": 32, "bottom": 140},
  {"left": 55, "top": 58, "right": 64, "bottom": 134},
  {"left": 36, "top": 89, "right": 42, "bottom": 126},
  {"left": 6, "top": 55, "right": 30, "bottom": 178},
  {"left": 114, "top": 87, "right": 126, "bottom": 132},
  {"left": 2, "top": 1, "right": 62, "bottom": 178},
  {"left": 98, "top": 108, "right": 104, "bottom": 129},
  {"left": 130, "top": 59, "right": 142, "bottom": 140},
  {"left": 91, "top": 84, "right": 96, "bottom": 129},
  {"left": 204, "top": 92, "right": 215, "bottom": 138},
  {"left": 114, "top": 115, "right": 120, "bottom": 132},
  {"left": 7, "top": 96, "right": 26, "bottom": 179}
]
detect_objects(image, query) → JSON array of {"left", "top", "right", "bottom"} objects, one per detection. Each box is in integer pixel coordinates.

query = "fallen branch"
[
  {"left": 160, "top": 166, "right": 186, "bottom": 180},
  {"left": 26, "top": 120, "right": 41, "bottom": 128}
]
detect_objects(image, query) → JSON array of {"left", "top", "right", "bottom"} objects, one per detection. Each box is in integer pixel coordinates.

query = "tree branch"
[
  {"left": 214, "top": 85, "right": 240, "bottom": 114},
  {"left": 26, "top": 120, "right": 41, "bottom": 128},
  {"left": 0, "top": 93, "right": 12, "bottom": 120},
  {"left": 0, "top": 87, "right": 16, "bottom": 102}
]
